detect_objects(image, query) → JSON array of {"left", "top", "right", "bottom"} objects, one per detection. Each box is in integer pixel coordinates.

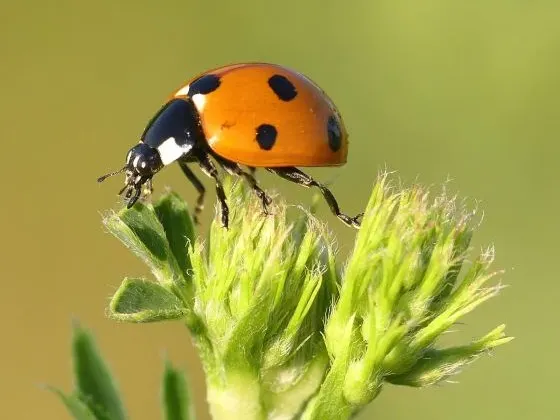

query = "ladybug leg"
[
  {"left": 120, "top": 175, "right": 150, "bottom": 208},
  {"left": 178, "top": 160, "right": 206, "bottom": 225},
  {"left": 127, "top": 187, "right": 142, "bottom": 209},
  {"left": 196, "top": 152, "right": 229, "bottom": 228},
  {"left": 125, "top": 177, "right": 149, "bottom": 208},
  {"left": 267, "top": 167, "right": 362, "bottom": 229},
  {"left": 141, "top": 178, "right": 153, "bottom": 197},
  {"left": 213, "top": 157, "right": 272, "bottom": 215}
]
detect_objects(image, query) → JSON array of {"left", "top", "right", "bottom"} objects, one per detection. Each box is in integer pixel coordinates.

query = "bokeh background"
[{"left": 2, "top": 0, "right": 558, "bottom": 418}]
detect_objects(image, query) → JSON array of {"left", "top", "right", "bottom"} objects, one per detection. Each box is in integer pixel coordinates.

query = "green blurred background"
[{"left": 1, "top": 0, "right": 557, "bottom": 418}]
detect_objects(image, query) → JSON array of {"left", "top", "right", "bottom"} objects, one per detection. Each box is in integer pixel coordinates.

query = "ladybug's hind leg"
[
  {"left": 267, "top": 167, "right": 362, "bottom": 229},
  {"left": 178, "top": 160, "right": 206, "bottom": 225},
  {"left": 213, "top": 156, "right": 272, "bottom": 215}
]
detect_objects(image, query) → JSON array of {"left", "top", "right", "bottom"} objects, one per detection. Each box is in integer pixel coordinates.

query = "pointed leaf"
[
  {"left": 72, "top": 324, "right": 126, "bottom": 420},
  {"left": 154, "top": 192, "right": 195, "bottom": 283},
  {"left": 162, "top": 360, "right": 195, "bottom": 420},
  {"left": 109, "top": 278, "right": 187, "bottom": 323},
  {"left": 48, "top": 387, "right": 98, "bottom": 420},
  {"left": 387, "top": 325, "right": 513, "bottom": 387},
  {"left": 104, "top": 202, "right": 183, "bottom": 286}
]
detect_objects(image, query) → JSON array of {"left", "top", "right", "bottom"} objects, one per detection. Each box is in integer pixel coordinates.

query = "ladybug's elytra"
[{"left": 98, "top": 63, "right": 361, "bottom": 228}]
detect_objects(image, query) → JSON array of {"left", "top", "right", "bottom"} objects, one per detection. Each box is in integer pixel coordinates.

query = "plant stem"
[{"left": 206, "top": 371, "right": 265, "bottom": 420}]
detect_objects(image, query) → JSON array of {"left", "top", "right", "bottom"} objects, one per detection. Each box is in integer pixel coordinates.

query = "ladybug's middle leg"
[
  {"left": 178, "top": 160, "right": 206, "bottom": 225},
  {"left": 267, "top": 167, "right": 362, "bottom": 229},
  {"left": 195, "top": 152, "right": 229, "bottom": 228},
  {"left": 212, "top": 156, "right": 272, "bottom": 215}
]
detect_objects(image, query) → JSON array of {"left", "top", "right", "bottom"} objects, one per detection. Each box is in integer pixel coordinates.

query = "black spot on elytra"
[
  {"left": 327, "top": 116, "right": 342, "bottom": 152},
  {"left": 256, "top": 124, "right": 277, "bottom": 150},
  {"left": 268, "top": 75, "right": 297, "bottom": 101},
  {"left": 189, "top": 74, "right": 221, "bottom": 95}
]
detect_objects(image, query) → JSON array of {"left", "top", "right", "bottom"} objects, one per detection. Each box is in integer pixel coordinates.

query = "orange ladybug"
[{"left": 98, "top": 63, "right": 361, "bottom": 228}]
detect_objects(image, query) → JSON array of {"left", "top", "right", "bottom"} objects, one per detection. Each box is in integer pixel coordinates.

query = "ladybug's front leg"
[
  {"left": 178, "top": 160, "right": 206, "bottom": 225},
  {"left": 141, "top": 178, "right": 154, "bottom": 198},
  {"left": 195, "top": 152, "right": 229, "bottom": 228}
]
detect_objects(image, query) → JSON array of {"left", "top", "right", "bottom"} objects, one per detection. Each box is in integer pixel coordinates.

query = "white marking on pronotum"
[
  {"left": 175, "top": 84, "right": 190, "bottom": 97},
  {"left": 192, "top": 93, "right": 206, "bottom": 111},
  {"left": 141, "top": 161, "right": 146, "bottom": 168},
  {"left": 133, "top": 155, "right": 140, "bottom": 167},
  {"left": 157, "top": 137, "right": 193, "bottom": 165}
]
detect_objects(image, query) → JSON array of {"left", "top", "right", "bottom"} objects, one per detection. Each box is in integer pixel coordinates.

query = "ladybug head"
[{"left": 98, "top": 143, "right": 163, "bottom": 208}]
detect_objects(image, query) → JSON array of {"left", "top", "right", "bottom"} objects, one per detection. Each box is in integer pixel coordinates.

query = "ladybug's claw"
[
  {"left": 126, "top": 187, "right": 142, "bottom": 208},
  {"left": 220, "top": 206, "right": 229, "bottom": 229},
  {"left": 353, "top": 212, "right": 364, "bottom": 224},
  {"left": 118, "top": 171, "right": 153, "bottom": 209},
  {"left": 351, "top": 213, "right": 363, "bottom": 229},
  {"left": 192, "top": 199, "right": 204, "bottom": 225},
  {"left": 192, "top": 209, "right": 201, "bottom": 225},
  {"left": 338, "top": 213, "right": 362, "bottom": 229},
  {"left": 257, "top": 191, "right": 273, "bottom": 216}
]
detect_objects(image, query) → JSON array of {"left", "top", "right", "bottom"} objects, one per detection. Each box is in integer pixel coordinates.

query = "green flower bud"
[{"left": 102, "top": 174, "right": 511, "bottom": 420}]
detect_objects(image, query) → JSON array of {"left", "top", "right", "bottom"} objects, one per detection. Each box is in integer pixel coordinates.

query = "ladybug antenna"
[{"left": 97, "top": 165, "right": 127, "bottom": 183}]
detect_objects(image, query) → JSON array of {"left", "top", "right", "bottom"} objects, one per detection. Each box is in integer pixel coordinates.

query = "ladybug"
[{"left": 98, "top": 63, "right": 361, "bottom": 228}]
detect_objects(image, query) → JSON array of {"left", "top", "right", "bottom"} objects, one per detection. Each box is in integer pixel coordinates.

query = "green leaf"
[
  {"left": 48, "top": 387, "right": 98, "bottom": 420},
  {"left": 162, "top": 360, "right": 195, "bottom": 420},
  {"left": 109, "top": 278, "right": 188, "bottom": 323},
  {"left": 154, "top": 192, "right": 195, "bottom": 282},
  {"left": 387, "top": 324, "right": 513, "bottom": 387},
  {"left": 104, "top": 202, "right": 184, "bottom": 287},
  {"left": 72, "top": 324, "right": 126, "bottom": 420}
]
